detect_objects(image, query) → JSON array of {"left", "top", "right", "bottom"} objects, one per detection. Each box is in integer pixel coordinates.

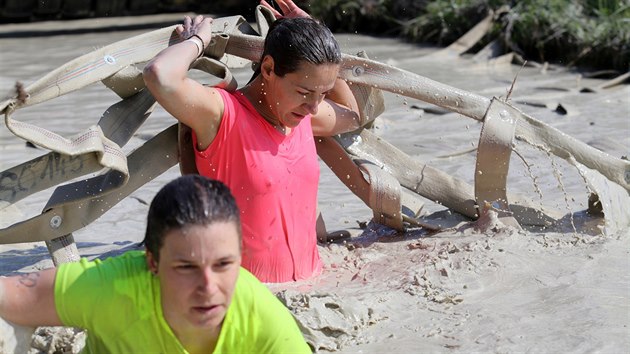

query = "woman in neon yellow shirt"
[{"left": 0, "top": 175, "right": 311, "bottom": 353}]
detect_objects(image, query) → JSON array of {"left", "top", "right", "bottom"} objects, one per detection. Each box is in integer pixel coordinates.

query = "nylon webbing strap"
[
  {"left": 204, "top": 16, "right": 252, "bottom": 69},
  {"left": 0, "top": 26, "right": 178, "bottom": 113},
  {"left": 1, "top": 12, "right": 628, "bottom": 247},
  {"left": 0, "top": 89, "right": 155, "bottom": 208},
  {"left": 191, "top": 57, "right": 238, "bottom": 91},
  {"left": 4, "top": 117, "right": 128, "bottom": 179},
  {"left": 336, "top": 127, "right": 558, "bottom": 226},
  {"left": 102, "top": 66, "right": 146, "bottom": 99},
  {"left": 349, "top": 51, "right": 385, "bottom": 127},
  {"left": 44, "top": 90, "right": 157, "bottom": 210},
  {"left": 0, "top": 15, "right": 252, "bottom": 245},
  {"left": 0, "top": 15, "right": 248, "bottom": 115},
  {"left": 475, "top": 98, "right": 521, "bottom": 228},
  {"left": 322, "top": 48, "right": 397, "bottom": 229},
  {"left": 0, "top": 125, "right": 178, "bottom": 244},
  {"left": 207, "top": 28, "right": 630, "bottom": 192},
  {"left": 255, "top": 5, "right": 276, "bottom": 37},
  {"left": 359, "top": 162, "right": 404, "bottom": 230},
  {"left": 97, "top": 89, "right": 156, "bottom": 146},
  {"left": 337, "top": 128, "right": 479, "bottom": 219},
  {"left": 0, "top": 89, "right": 158, "bottom": 244},
  {"left": 1, "top": 153, "right": 103, "bottom": 208}
]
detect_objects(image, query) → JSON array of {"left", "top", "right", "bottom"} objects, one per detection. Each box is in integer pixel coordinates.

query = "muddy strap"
[
  {"left": 330, "top": 50, "right": 402, "bottom": 230},
  {"left": 0, "top": 16, "right": 247, "bottom": 113},
  {"left": 254, "top": 5, "right": 276, "bottom": 37},
  {"left": 0, "top": 59, "right": 234, "bottom": 244},
  {"left": 358, "top": 162, "right": 404, "bottom": 230},
  {"left": 342, "top": 40, "right": 628, "bottom": 190},
  {"left": 474, "top": 98, "right": 521, "bottom": 228},
  {"left": 3, "top": 19, "right": 624, "bottom": 197},
  {"left": 329, "top": 43, "right": 630, "bottom": 191},
  {"left": 3, "top": 106, "right": 129, "bottom": 184},
  {"left": 0, "top": 126, "right": 178, "bottom": 244},
  {"left": 0, "top": 16, "right": 250, "bottom": 245},
  {"left": 2, "top": 11, "right": 628, "bottom": 246},
  {"left": 0, "top": 89, "right": 154, "bottom": 212}
]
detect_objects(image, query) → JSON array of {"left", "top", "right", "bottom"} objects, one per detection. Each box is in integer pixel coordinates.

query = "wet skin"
[{"left": 146, "top": 222, "right": 241, "bottom": 346}]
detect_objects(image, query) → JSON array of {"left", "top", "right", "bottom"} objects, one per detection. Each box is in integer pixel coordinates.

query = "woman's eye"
[{"left": 216, "top": 261, "right": 234, "bottom": 269}]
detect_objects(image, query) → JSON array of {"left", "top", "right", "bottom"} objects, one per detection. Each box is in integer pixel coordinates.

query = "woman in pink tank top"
[{"left": 144, "top": 0, "right": 361, "bottom": 283}]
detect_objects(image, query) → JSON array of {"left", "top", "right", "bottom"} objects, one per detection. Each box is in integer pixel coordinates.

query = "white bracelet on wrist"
[{"left": 186, "top": 36, "right": 204, "bottom": 58}]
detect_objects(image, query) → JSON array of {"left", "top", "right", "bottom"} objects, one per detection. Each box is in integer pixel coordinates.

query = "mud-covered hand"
[
  {"left": 175, "top": 15, "right": 213, "bottom": 50},
  {"left": 260, "top": 0, "right": 310, "bottom": 19}
]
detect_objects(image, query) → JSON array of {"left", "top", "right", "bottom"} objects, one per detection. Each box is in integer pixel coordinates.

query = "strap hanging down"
[
  {"left": 474, "top": 98, "right": 521, "bottom": 228},
  {"left": 0, "top": 16, "right": 251, "bottom": 246}
]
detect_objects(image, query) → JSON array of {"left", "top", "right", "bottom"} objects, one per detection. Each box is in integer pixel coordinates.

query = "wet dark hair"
[
  {"left": 262, "top": 17, "right": 341, "bottom": 76},
  {"left": 143, "top": 175, "right": 241, "bottom": 261}
]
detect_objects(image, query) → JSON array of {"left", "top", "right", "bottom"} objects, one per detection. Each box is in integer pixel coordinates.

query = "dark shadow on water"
[
  {"left": 342, "top": 208, "right": 606, "bottom": 248},
  {"left": 0, "top": 245, "right": 50, "bottom": 274},
  {"left": 80, "top": 240, "right": 143, "bottom": 259},
  {"left": 346, "top": 221, "right": 440, "bottom": 248},
  {"left": 0, "top": 241, "right": 143, "bottom": 275}
]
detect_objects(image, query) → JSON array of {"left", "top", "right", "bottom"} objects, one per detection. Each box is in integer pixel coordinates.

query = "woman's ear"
[
  {"left": 260, "top": 55, "right": 275, "bottom": 80},
  {"left": 145, "top": 249, "right": 158, "bottom": 275}
]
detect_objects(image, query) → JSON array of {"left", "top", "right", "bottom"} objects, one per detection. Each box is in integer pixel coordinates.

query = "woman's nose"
[
  {"left": 198, "top": 268, "right": 218, "bottom": 294},
  {"left": 303, "top": 98, "right": 319, "bottom": 115}
]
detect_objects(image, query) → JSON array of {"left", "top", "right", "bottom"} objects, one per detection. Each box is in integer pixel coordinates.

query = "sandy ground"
[{"left": 1, "top": 13, "right": 629, "bottom": 353}]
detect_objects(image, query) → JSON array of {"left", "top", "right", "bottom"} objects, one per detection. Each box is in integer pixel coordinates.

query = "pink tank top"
[{"left": 193, "top": 89, "right": 322, "bottom": 283}]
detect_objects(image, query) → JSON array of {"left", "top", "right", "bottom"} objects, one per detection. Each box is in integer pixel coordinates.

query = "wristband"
[{"left": 186, "top": 34, "right": 205, "bottom": 58}]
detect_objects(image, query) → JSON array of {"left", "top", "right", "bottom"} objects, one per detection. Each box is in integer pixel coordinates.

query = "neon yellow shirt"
[{"left": 54, "top": 251, "right": 311, "bottom": 353}]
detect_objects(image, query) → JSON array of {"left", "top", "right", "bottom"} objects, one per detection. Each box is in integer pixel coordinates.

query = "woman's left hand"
[
  {"left": 260, "top": 0, "right": 311, "bottom": 19},
  {"left": 175, "top": 14, "right": 213, "bottom": 47}
]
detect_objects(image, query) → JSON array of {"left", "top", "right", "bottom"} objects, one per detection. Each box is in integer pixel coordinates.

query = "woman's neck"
[
  {"left": 240, "top": 78, "right": 288, "bottom": 135},
  {"left": 177, "top": 326, "right": 220, "bottom": 354}
]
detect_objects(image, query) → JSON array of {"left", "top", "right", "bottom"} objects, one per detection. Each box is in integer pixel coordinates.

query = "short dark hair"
[
  {"left": 263, "top": 17, "right": 341, "bottom": 76},
  {"left": 143, "top": 175, "right": 241, "bottom": 261}
]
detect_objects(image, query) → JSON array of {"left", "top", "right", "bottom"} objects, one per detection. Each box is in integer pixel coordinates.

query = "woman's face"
[
  {"left": 148, "top": 222, "right": 241, "bottom": 337},
  {"left": 264, "top": 59, "right": 339, "bottom": 128}
]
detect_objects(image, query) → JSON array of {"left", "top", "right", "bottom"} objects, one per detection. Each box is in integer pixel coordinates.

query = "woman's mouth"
[{"left": 192, "top": 304, "right": 221, "bottom": 315}]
